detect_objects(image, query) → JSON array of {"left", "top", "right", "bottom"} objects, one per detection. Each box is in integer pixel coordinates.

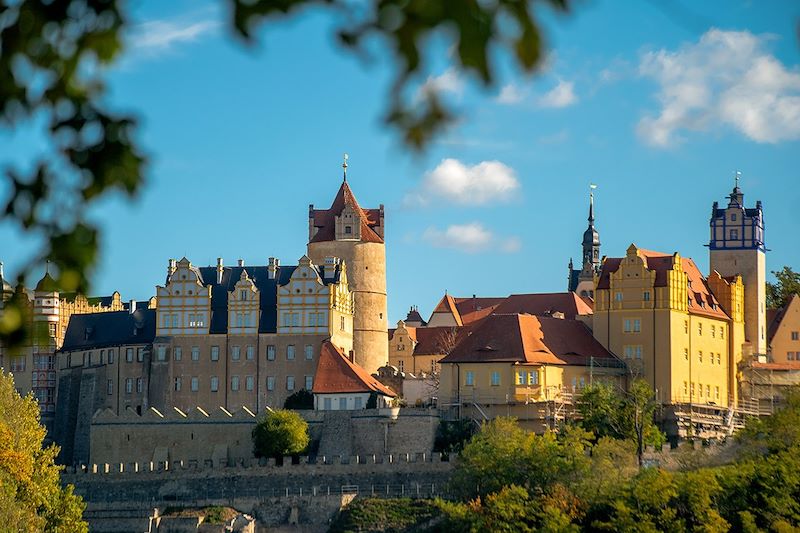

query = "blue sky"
[{"left": 1, "top": 0, "right": 799, "bottom": 323}]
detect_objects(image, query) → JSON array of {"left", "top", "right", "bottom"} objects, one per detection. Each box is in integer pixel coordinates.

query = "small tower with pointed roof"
[
  {"left": 709, "top": 173, "right": 766, "bottom": 354},
  {"left": 568, "top": 186, "right": 601, "bottom": 297},
  {"left": 307, "top": 156, "right": 387, "bottom": 373}
]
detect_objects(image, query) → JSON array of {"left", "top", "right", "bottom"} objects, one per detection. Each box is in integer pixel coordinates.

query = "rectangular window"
[
  {"left": 171, "top": 314, "right": 179, "bottom": 327},
  {"left": 287, "top": 376, "right": 295, "bottom": 391},
  {"left": 191, "top": 377, "right": 199, "bottom": 392},
  {"left": 340, "top": 316, "right": 345, "bottom": 331},
  {"left": 790, "top": 352, "right": 796, "bottom": 361},
  {"left": 107, "top": 379, "right": 113, "bottom": 395},
  {"left": 287, "top": 345, "right": 295, "bottom": 360},
  {"left": 516, "top": 371, "right": 525, "bottom": 385},
  {"left": 491, "top": 371, "right": 501, "bottom": 386},
  {"left": 240, "top": 289, "right": 247, "bottom": 301},
  {"left": 706, "top": 384, "right": 710, "bottom": 398},
  {"left": 292, "top": 313, "right": 300, "bottom": 327},
  {"left": 698, "top": 351, "right": 703, "bottom": 363},
  {"left": 635, "top": 346, "right": 642, "bottom": 359},
  {"left": 324, "top": 397, "right": 331, "bottom": 410},
  {"left": 684, "top": 348, "right": 689, "bottom": 361},
  {"left": 624, "top": 319, "right": 631, "bottom": 333},
  {"left": 304, "top": 345, "right": 313, "bottom": 360},
  {"left": 246, "top": 345, "right": 255, "bottom": 360},
  {"left": 698, "top": 323, "right": 703, "bottom": 336},
  {"left": 305, "top": 375, "right": 313, "bottom": 390},
  {"left": 210, "top": 376, "right": 219, "bottom": 392},
  {"left": 157, "top": 346, "right": 166, "bottom": 361},
  {"left": 339, "top": 397, "right": 348, "bottom": 409},
  {"left": 174, "top": 347, "right": 182, "bottom": 361},
  {"left": 231, "top": 376, "right": 240, "bottom": 391},
  {"left": 683, "top": 381, "right": 688, "bottom": 396},
  {"left": 267, "top": 345, "right": 276, "bottom": 361},
  {"left": 211, "top": 346, "right": 219, "bottom": 361},
  {"left": 232, "top": 346, "right": 240, "bottom": 360},
  {"left": 246, "top": 376, "right": 254, "bottom": 391},
  {"left": 267, "top": 376, "right": 275, "bottom": 391},
  {"left": 191, "top": 347, "right": 199, "bottom": 361},
  {"left": 126, "top": 348, "right": 133, "bottom": 362},
  {"left": 615, "top": 292, "right": 623, "bottom": 302},
  {"left": 624, "top": 346, "right": 632, "bottom": 359},
  {"left": 174, "top": 377, "right": 181, "bottom": 391},
  {"left": 633, "top": 319, "right": 641, "bottom": 332},
  {"left": 398, "top": 360, "right": 404, "bottom": 372},
  {"left": 528, "top": 371, "right": 538, "bottom": 385},
  {"left": 730, "top": 229, "right": 738, "bottom": 240},
  {"left": 354, "top": 397, "right": 363, "bottom": 409},
  {"left": 282, "top": 313, "right": 291, "bottom": 328},
  {"left": 684, "top": 321, "right": 689, "bottom": 334},
  {"left": 793, "top": 332, "right": 800, "bottom": 341},
  {"left": 136, "top": 378, "right": 143, "bottom": 393},
  {"left": 108, "top": 349, "right": 115, "bottom": 364},
  {"left": 715, "top": 386, "right": 720, "bottom": 400},
  {"left": 308, "top": 313, "right": 317, "bottom": 327},
  {"left": 465, "top": 371, "right": 474, "bottom": 386},
  {"left": 711, "top": 325, "right": 716, "bottom": 338},
  {"left": 720, "top": 328, "right": 725, "bottom": 340},
  {"left": 125, "top": 378, "right": 133, "bottom": 394},
  {"left": 236, "top": 313, "right": 243, "bottom": 327},
  {"left": 99, "top": 349, "right": 105, "bottom": 364},
  {"left": 643, "top": 291, "right": 650, "bottom": 302}
]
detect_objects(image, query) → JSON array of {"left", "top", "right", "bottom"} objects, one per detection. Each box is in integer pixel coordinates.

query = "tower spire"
[
  {"left": 734, "top": 170, "right": 741, "bottom": 190},
  {"left": 342, "top": 153, "right": 349, "bottom": 182},
  {"left": 588, "top": 183, "right": 597, "bottom": 224}
]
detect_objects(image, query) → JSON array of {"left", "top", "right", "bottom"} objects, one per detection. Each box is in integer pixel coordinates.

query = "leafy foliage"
[
  {"left": 252, "top": 409, "right": 310, "bottom": 459},
  {"left": 767, "top": 266, "right": 800, "bottom": 309},
  {"left": 0, "top": 371, "right": 87, "bottom": 531},
  {"left": 329, "top": 497, "right": 441, "bottom": 533},
  {"left": 1, "top": 0, "right": 570, "bottom": 351},
  {"left": 283, "top": 388, "right": 314, "bottom": 410},
  {"left": 433, "top": 419, "right": 475, "bottom": 456}
]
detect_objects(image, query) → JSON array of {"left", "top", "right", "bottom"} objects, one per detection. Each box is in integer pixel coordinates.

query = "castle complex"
[{"left": 0, "top": 168, "right": 798, "bottom": 456}]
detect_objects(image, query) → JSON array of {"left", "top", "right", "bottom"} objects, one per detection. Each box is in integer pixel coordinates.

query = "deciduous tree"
[{"left": 252, "top": 409, "right": 310, "bottom": 459}]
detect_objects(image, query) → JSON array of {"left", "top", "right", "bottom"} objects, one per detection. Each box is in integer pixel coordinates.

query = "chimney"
[
  {"left": 237, "top": 259, "right": 244, "bottom": 267},
  {"left": 167, "top": 258, "right": 177, "bottom": 278},
  {"left": 129, "top": 299, "right": 136, "bottom": 314},
  {"left": 348, "top": 350, "right": 355, "bottom": 363},
  {"left": 216, "top": 257, "right": 224, "bottom": 284},
  {"left": 268, "top": 257, "right": 279, "bottom": 279}
]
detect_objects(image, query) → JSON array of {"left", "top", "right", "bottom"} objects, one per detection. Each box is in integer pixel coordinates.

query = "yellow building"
[
  {"left": 439, "top": 313, "right": 625, "bottom": 431},
  {"left": 768, "top": 294, "right": 800, "bottom": 363},
  {"left": 593, "top": 244, "right": 746, "bottom": 409},
  {"left": 388, "top": 321, "right": 464, "bottom": 375}
]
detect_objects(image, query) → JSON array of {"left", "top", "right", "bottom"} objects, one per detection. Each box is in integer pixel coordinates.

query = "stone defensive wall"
[
  {"left": 63, "top": 454, "right": 455, "bottom": 531},
  {"left": 87, "top": 406, "right": 440, "bottom": 467}
]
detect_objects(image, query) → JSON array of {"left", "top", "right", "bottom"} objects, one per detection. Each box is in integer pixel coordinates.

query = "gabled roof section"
[
  {"left": 596, "top": 246, "right": 729, "bottom": 320},
  {"left": 493, "top": 292, "right": 593, "bottom": 319},
  {"left": 309, "top": 180, "right": 383, "bottom": 244},
  {"left": 440, "top": 313, "right": 621, "bottom": 367},
  {"left": 312, "top": 341, "right": 396, "bottom": 396}
]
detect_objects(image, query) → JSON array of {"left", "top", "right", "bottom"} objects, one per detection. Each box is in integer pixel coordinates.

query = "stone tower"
[
  {"left": 307, "top": 166, "right": 387, "bottom": 374},
  {"left": 709, "top": 178, "right": 766, "bottom": 354}
]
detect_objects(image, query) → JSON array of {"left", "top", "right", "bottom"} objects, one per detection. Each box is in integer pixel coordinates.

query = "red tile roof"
[
  {"left": 750, "top": 361, "right": 800, "bottom": 371},
  {"left": 312, "top": 341, "right": 396, "bottom": 396},
  {"left": 309, "top": 181, "right": 383, "bottom": 244},
  {"left": 492, "top": 292, "right": 594, "bottom": 319},
  {"left": 440, "top": 313, "right": 620, "bottom": 366},
  {"left": 596, "top": 247, "right": 729, "bottom": 320}
]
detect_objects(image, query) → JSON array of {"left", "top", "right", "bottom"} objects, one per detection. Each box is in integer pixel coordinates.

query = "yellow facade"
[
  {"left": 593, "top": 244, "right": 745, "bottom": 408},
  {"left": 768, "top": 294, "right": 800, "bottom": 363}
]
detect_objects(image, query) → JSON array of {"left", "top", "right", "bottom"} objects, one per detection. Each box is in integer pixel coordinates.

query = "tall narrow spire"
[
  {"left": 588, "top": 183, "right": 597, "bottom": 224},
  {"left": 342, "top": 153, "right": 349, "bottom": 182}
]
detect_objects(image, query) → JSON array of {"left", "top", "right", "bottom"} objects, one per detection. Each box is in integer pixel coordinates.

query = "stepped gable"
[
  {"left": 492, "top": 292, "right": 594, "bottom": 319},
  {"left": 309, "top": 180, "right": 383, "bottom": 244},
  {"left": 440, "top": 313, "right": 619, "bottom": 366},
  {"left": 596, "top": 246, "right": 730, "bottom": 320},
  {"left": 313, "top": 341, "right": 396, "bottom": 396},
  {"left": 61, "top": 309, "right": 156, "bottom": 351}
]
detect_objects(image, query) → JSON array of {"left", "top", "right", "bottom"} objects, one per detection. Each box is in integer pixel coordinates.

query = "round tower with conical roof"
[{"left": 307, "top": 162, "right": 387, "bottom": 374}]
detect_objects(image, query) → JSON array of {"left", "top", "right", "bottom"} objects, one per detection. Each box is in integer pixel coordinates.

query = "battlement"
[{"left": 92, "top": 405, "right": 257, "bottom": 424}]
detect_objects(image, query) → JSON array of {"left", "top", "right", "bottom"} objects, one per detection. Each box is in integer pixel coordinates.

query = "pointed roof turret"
[{"left": 35, "top": 270, "right": 59, "bottom": 293}]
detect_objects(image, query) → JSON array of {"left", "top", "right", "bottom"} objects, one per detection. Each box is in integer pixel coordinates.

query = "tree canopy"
[
  {"left": 252, "top": 409, "right": 310, "bottom": 459},
  {"left": 0, "top": 371, "right": 87, "bottom": 532},
  {"left": 767, "top": 266, "right": 800, "bottom": 309},
  {"left": 0, "top": 0, "right": 570, "bottom": 349}
]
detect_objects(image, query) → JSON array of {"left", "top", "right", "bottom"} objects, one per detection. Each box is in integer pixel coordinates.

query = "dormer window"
[
  {"left": 240, "top": 290, "right": 247, "bottom": 300},
  {"left": 345, "top": 226, "right": 352, "bottom": 234},
  {"left": 731, "top": 213, "right": 737, "bottom": 222}
]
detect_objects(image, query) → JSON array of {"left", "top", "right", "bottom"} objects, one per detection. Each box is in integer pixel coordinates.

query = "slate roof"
[
  {"left": 309, "top": 181, "right": 383, "bottom": 244},
  {"left": 312, "top": 341, "right": 396, "bottom": 396},
  {"left": 440, "top": 313, "right": 621, "bottom": 367},
  {"left": 596, "top": 247, "right": 729, "bottom": 320},
  {"left": 404, "top": 307, "right": 427, "bottom": 326},
  {"left": 61, "top": 309, "right": 156, "bottom": 352}
]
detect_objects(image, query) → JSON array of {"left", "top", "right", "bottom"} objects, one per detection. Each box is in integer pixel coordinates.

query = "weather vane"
[
  {"left": 342, "top": 153, "right": 349, "bottom": 181},
  {"left": 734, "top": 170, "right": 741, "bottom": 189}
]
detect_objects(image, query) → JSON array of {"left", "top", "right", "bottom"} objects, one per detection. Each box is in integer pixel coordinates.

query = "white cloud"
[
  {"left": 406, "top": 158, "right": 520, "bottom": 206},
  {"left": 422, "top": 223, "right": 520, "bottom": 254},
  {"left": 538, "top": 80, "right": 578, "bottom": 108},
  {"left": 496, "top": 83, "right": 525, "bottom": 105},
  {"left": 637, "top": 28, "right": 800, "bottom": 147},
  {"left": 417, "top": 68, "right": 464, "bottom": 101},
  {"left": 130, "top": 18, "right": 219, "bottom": 54}
]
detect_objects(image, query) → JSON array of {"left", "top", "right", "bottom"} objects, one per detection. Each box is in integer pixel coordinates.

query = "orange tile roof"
[
  {"left": 309, "top": 181, "right": 383, "bottom": 244},
  {"left": 492, "top": 292, "right": 594, "bottom": 319},
  {"left": 750, "top": 361, "right": 800, "bottom": 371},
  {"left": 440, "top": 313, "right": 620, "bottom": 366},
  {"left": 312, "top": 341, "right": 396, "bottom": 396},
  {"left": 597, "top": 247, "right": 729, "bottom": 320}
]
